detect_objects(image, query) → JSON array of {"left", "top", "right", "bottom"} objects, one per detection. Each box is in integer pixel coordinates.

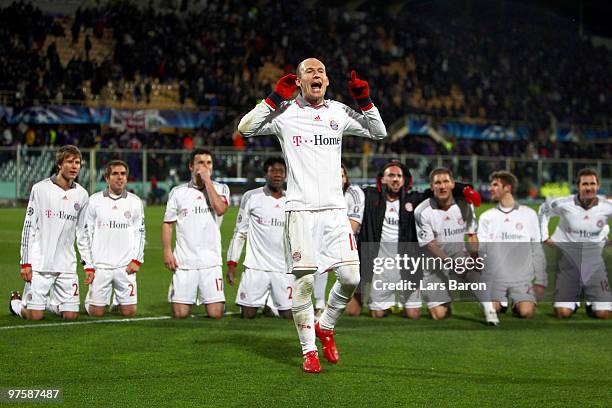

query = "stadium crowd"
[{"left": 0, "top": 0, "right": 610, "bottom": 159}]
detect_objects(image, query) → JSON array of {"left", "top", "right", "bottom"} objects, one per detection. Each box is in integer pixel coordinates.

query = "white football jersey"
[
  {"left": 539, "top": 195, "right": 612, "bottom": 243},
  {"left": 85, "top": 189, "right": 145, "bottom": 269},
  {"left": 227, "top": 186, "right": 286, "bottom": 272},
  {"left": 381, "top": 199, "right": 400, "bottom": 243},
  {"left": 20, "top": 176, "right": 90, "bottom": 274},
  {"left": 415, "top": 199, "right": 477, "bottom": 258},
  {"left": 478, "top": 204, "right": 547, "bottom": 285},
  {"left": 164, "top": 181, "right": 230, "bottom": 269},
  {"left": 345, "top": 184, "right": 365, "bottom": 226},
  {"left": 238, "top": 94, "right": 387, "bottom": 211}
]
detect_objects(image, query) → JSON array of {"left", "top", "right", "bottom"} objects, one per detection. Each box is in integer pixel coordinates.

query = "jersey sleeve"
[
  {"left": 342, "top": 104, "right": 387, "bottom": 140},
  {"left": 237, "top": 101, "right": 281, "bottom": 138},
  {"left": 20, "top": 184, "right": 39, "bottom": 266},
  {"left": 164, "top": 188, "right": 180, "bottom": 223},
  {"left": 538, "top": 199, "right": 562, "bottom": 241},
  {"left": 131, "top": 198, "right": 146, "bottom": 264},
  {"left": 226, "top": 191, "right": 252, "bottom": 263},
  {"left": 415, "top": 207, "right": 435, "bottom": 247},
  {"left": 214, "top": 183, "right": 230, "bottom": 226},
  {"left": 346, "top": 186, "right": 365, "bottom": 224},
  {"left": 529, "top": 211, "right": 547, "bottom": 286},
  {"left": 476, "top": 212, "right": 489, "bottom": 255},
  {"left": 75, "top": 194, "right": 93, "bottom": 270}
]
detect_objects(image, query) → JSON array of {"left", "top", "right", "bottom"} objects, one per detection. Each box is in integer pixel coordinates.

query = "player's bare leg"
[
  {"left": 278, "top": 309, "right": 293, "bottom": 319},
  {"left": 403, "top": 307, "right": 421, "bottom": 320},
  {"left": 206, "top": 302, "right": 224, "bottom": 319},
  {"left": 370, "top": 309, "right": 386, "bottom": 318},
  {"left": 429, "top": 304, "right": 450, "bottom": 320},
  {"left": 61, "top": 311, "right": 78, "bottom": 320},
  {"left": 87, "top": 305, "right": 107, "bottom": 317},
  {"left": 27, "top": 309, "right": 45, "bottom": 320},
  {"left": 119, "top": 304, "right": 137, "bottom": 317},
  {"left": 513, "top": 301, "right": 535, "bottom": 319},
  {"left": 172, "top": 303, "right": 192, "bottom": 318},
  {"left": 241, "top": 306, "right": 258, "bottom": 319},
  {"left": 555, "top": 307, "right": 575, "bottom": 319},
  {"left": 345, "top": 295, "right": 362, "bottom": 316}
]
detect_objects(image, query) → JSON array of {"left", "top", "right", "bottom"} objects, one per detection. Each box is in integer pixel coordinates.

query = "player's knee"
[
  {"left": 26, "top": 309, "right": 45, "bottom": 321},
  {"left": 120, "top": 307, "right": 137, "bottom": 318},
  {"left": 429, "top": 306, "right": 449, "bottom": 320},
  {"left": 88, "top": 307, "right": 106, "bottom": 317},
  {"left": 62, "top": 311, "right": 79, "bottom": 321},
  {"left": 517, "top": 303, "right": 535, "bottom": 319},
  {"left": 335, "top": 264, "right": 360, "bottom": 289},
  {"left": 492, "top": 301, "right": 502, "bottom": 312},
  {"left": 404, "top": 308, "right": 421, "bottom": 320},
  {"left": 345, "top": 301, "right": 361, "bottom": 317},
  {"left": 593, "top": 310, "right": 610, "bottom": 319},
  {"left": 370, "top": 310, "right": 385, "bottom": 318},
  {"left": 555, "top": 307, "right": 574, "bottom": 319}
]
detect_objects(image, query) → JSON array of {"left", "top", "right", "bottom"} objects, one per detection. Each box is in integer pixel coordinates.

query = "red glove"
[
  {"left": 463, "top": 186, "right": 481, "bottom": 207},
  {"left": 265, "top": 73, "right": 298, "bottom": 109},
  {"left": 348, "top": 70, "right": 373, "bottom": 111}
]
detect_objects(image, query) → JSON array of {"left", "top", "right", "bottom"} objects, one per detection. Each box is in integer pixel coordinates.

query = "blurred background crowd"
[{"left": 0, "top": 0, "right": 610, "bottom": 160}]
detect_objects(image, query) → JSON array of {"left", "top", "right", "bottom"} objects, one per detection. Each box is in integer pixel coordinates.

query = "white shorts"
[
  {"left": 490, "top": 281, "right": 536, "bottom": 305},
  {"left": 85, "top": 267, "right": 137, "bottom": 307},
  {"left": 236, "top": 268, "right": 294, "bottom": 310},
  {"left": 168, "top": 266, "right": 225, "bottom": 305},
  {"left": 284, "top": 209, "right": 359, "bottom": 273},
  {"left": 22, "top": 271, "right": 80, "bottom": 313}
]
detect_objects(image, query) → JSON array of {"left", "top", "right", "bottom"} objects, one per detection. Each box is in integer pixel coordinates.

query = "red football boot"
[
  {"left": 303, "top": 350, "right": 321, "bottom": 373},
  {"left": 315, "top": 322, "right": 339, "bottom": 364}
]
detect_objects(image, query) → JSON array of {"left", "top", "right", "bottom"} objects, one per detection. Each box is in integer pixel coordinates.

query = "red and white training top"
[
  {"left": 20, "top": 175, "right": 90, "bottom": 274},
  {"left": 238, "top": 94, "right": 387, "bottom": 211},
  {"left": 85, "top": 189, "right": 145, "bottom": 269},
  {"left": 164, "top": 181, "right": 230, "bottom": 269}
]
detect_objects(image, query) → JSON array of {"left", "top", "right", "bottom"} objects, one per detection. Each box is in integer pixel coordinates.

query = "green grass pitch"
[{"left": 0, "top": 204, "right": 611, "bottom": 407}]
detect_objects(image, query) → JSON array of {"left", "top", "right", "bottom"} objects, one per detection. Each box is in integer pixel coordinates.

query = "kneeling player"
[
  {"left": 227, "top": 158, "right": 293, "bottom": 319},
  {"left": 84, "top": 160, "right": 145, "bottom": 317},
  {"left": 163, "top": 149, "right": 229, "bottom": 319},
  {"left": 539, "top": 169, "right": 612, "bottom": 319},
  {"left": 10, "top": 145, "right": 91, "bottom": 320},
  {"left": 415, "top": 168, "right": 497, "bottom": 324},
  {"left": 478, "top": 171, "right": 546, "bottom": 319}
]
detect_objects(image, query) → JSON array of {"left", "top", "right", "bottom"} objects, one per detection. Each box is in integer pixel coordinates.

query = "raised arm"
[
  {"left": 237, "top": 74, "right": 295, "bottom": 138},
  {"left": 343, "top": 71, "right": 387, "bottom": 140}
]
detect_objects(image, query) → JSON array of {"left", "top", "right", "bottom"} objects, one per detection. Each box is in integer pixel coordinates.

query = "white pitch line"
[{"left": 0, "top": 312, "right": 240, "bottom": 330}]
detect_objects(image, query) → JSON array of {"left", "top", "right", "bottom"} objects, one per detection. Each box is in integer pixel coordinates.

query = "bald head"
[
  {"left": 297, "top": 58, "right": 325, "bottom": 79},
  {"left": 295, "top": 58, "right": 329, "bottom": 105}
]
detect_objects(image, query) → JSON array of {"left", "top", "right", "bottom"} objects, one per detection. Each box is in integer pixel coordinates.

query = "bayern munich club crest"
[
  {"left": 516, "top": 222, "right": 523, "bottom": 230},
  {"left": 240, "top": 292, "right": 247, "bottom": 300},
  {"left": 597, "top": 219, "right": 605, "bottom": 228},
  {"left": 74, "top": 202, "right": 81, "bottom": 211},
  {"left": 292, "top": 251, "right": 302, "bottom": 262},
  {"left": 458, "top": 218, "right": 464, "bottom": 225},
  {"left": 124, "top": 211, "right": 132, "bottom": 219},
  {"left": 329, "top": 120, "right": 338, "bottom": 130},
  {"left": 405, "top": 203, "right": 413, "bottom": 212}
]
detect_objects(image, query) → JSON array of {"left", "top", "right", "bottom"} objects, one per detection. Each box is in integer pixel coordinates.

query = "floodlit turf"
[{"left": 1, "top": 205, "right": 611, "bottom": 407}]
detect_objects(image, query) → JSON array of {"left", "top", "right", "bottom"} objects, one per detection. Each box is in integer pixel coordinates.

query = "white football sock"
[
  {"left": 319, "top": 264, "right": 360, "bottom": 331},
  {"left": 291, "top": 272, "right": 316, "bottom": 354}
]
